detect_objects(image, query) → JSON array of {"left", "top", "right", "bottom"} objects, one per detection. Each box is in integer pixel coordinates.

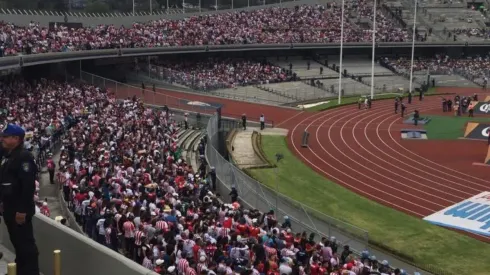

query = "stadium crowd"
[
  {"left": 0, "top": 74, "right": 407, "bottom": 274},
  {"left": 148, "top": 58, "right": 292, "bottom": 91},
  {"left": 0, "top": 75, "right": 87, "bottom": 159},
  {"left": 382, "top": 55, "right": 490, "bottom": 85},
  {"left": 0, "top": 4, "right": 410, "bottom": 56}
]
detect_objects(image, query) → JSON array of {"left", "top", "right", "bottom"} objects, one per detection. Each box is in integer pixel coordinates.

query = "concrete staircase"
[{"left": 177, "top": 128, "right": 206, "bottom": 172}]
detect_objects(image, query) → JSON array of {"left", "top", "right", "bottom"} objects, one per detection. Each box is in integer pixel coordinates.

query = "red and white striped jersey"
[
  {"left": 155, "top": 220, "right": 168, "bottom": 232},
  {"left": 177, "top": 258, "right": 189, "bottom": 274},
  {"left": 134, "top": 230, "right": 145, "bottom": 246},
  {"left": 185, "top": 267, "right": 197, "bottom": 275},
  {"left": 123, "top": 221, "right": 135, "bottom": 238}
]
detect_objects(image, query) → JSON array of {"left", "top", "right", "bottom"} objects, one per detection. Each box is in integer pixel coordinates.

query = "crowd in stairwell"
[{"left": 0, "top": 4, "right": 414, "bottom": 56}]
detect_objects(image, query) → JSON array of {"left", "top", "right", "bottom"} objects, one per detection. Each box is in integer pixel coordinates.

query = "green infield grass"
[
  {"left": 247, "top": 135, "right": 490, "bottom": 275},
  {"left": 423, "top": 115, "right": 490, "bottom": 140}
]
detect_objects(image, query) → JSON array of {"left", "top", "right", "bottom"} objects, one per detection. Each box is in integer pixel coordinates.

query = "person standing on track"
[
  {"left": 408, "top": 91, "right": 412, "bottom": 104},
  {"left": 367, "top": 97, "right": 372, "bottom": 109},
  {"left": 394, "top": 97, "right": 399, "bottom": 114},
  {"left": 401, "top": 103, "right": 406, "bottom": 118},
  {"left": 413, "top": 110, "right": 420, "bottom": 126}
]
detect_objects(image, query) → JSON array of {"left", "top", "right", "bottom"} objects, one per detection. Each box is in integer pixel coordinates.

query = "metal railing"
[
  {"left": 2, "top": 42, "right": 490, "bottom": 70},
  {"left": 205, "top": 114, "right": 370, "bottom": 250}
]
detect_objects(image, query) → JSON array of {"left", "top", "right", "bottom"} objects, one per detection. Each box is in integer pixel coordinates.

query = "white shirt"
[
  {"left": 279, "top": 263, "right": 292, "bottom": 274},
  {"left": 96, "top": 218, "right": 106, "bottom": 235}
]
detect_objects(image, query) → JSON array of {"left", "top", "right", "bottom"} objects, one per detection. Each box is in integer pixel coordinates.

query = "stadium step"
[{"left": 186, "top": 131, "right": 204, "bottom": 170}]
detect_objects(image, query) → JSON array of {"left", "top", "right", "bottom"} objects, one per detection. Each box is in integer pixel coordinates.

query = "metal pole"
[
  {"left": 150, "top": 0, "right": 152, "bottom": 13},
  {"left": 133, "top": 0, "right": 135, "bottom": 16},
  {"left": 148, "top": 56, "right": 151, "bottom": 78},
  {"left": 182, "top": 0, "right": 185, "bottom": 13},
  {"left": 232, "top": 0, "right": 233, "bottom": 9},
  {"left": 337, "top": 0, "right": 345, "bottom": 104},
  {"left": 370, "top": 0, "right": 377, "bottom": 100},
  {"left": 215, "top": 0, "right": 218, "bottom": 10},
  {"left": 409, "top": 0, "right": 418, "bottom": 94},
  {"left": 247, "top": 0, "right": 249, "bottom": 7},
  {"left": 54, "top": 250, "right": 61, "bottom": 275},
  {"left": 275, "top": 166, "right": 278, "bottom": 211},
  {"left": 199, "top": 0, "right": 201, "bottom": 12},
  {"left": 166, "top": 0, "right": 169, "bottom": 10},
  {"left": 7, "top": 263, "right": 16, "bottom": 275}
]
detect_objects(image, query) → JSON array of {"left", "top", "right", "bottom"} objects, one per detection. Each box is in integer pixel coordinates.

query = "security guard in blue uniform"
[{"left": 0, "top": 124, "right": 39, "bottom": 275}]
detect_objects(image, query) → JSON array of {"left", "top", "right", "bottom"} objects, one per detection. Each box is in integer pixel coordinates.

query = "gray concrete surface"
[
  {"left": 38, "top": 152, "right": 64, "bottom": 222},
  {"left": 231, "top": 129, "right": 267, "bottom": 169},
  {"left": 0, "top": 214, "right": 158, "bottom": 275}
]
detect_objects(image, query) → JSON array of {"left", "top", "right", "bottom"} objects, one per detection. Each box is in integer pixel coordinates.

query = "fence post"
[
  {"left": 54, "top": 249, "right": 61, "bottom": 275},
  {"left": 7, "top": 263, "right": 16, "bottom": 275}
]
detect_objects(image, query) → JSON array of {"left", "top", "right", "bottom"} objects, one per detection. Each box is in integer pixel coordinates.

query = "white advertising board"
[{"left": 423, "top": 191, "right": 490, "bottom": 236}]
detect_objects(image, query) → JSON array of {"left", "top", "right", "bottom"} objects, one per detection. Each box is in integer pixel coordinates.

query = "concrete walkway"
[
  {"left": 231, "top": 127, "right": 288, "bottom": 169},
  {"left": 38, "top": 152, "right": 64, "bottom": 221}
]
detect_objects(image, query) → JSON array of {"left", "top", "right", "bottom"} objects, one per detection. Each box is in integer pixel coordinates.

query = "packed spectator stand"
[
  {"left": 0, "top": 4, "right": 413, "bottom": 57},
  {"left": 147, "top": 58, "right": 292, "bottom": 92},
  {"left": 382, "top": 55, "right": 490, "bottom": 86},
  {"left": 0, "top": 73, "right": 408, "bottom": 274}
]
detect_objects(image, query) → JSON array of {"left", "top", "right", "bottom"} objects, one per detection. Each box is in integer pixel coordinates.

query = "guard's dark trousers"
[{"left": 4, "top": 212, "right": 39, "bottom": 275}]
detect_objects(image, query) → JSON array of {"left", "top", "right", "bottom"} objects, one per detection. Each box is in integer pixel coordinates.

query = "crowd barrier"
[
  {"left": 0, "top": 214, "right": 157, "bottom": 275},
  {"left": 204, "top": 114, "right": 371, "bottom": 250}
]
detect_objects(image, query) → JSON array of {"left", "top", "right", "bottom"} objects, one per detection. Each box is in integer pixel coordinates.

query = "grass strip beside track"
[
  {"left": 306, "top": 88, "right": 438, "bottom": 112},
  {"left": 424, "top": 115, "right": 490, "bottom": 140},
  {"left": 247, "top": 135, "right": 490, "bottom": 275}
]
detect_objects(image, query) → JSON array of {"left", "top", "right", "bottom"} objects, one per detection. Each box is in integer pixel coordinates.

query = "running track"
[
  {"left": 284, "top": 88, "right": 490, "bottom": 242},
  {"left": 122, "top": 83, "right": 490, "bottom": 241}
]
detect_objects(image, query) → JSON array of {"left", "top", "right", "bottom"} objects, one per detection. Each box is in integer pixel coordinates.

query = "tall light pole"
[
  {"left": 133, "top": 0, "right": 135, "bottom": 16},
  {"left": 370, "top": 0, "right": 377, "bottom": 100},
  {"left": 275, "top": 153, "right": 284, "bottom": 212},
  {"left": 409, "top": 0, "right": 418, "bottom": 94},
  {"left": 338, "top": 0, "right": 345, "bottom": 104}
]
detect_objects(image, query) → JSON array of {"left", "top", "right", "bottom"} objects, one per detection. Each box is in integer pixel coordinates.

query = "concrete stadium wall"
[{"left": 0, "top": 214, "right": 158, "bottom": 275}]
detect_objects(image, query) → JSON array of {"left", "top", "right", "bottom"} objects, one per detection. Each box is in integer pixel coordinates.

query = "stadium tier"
[{"left": 0, "top": 2, "right": 487, "bottom": 57}]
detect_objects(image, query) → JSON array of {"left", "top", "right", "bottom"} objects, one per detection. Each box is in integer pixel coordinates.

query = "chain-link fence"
[{"left": 205, "top": 114, "right": 370, "bottom": 251}]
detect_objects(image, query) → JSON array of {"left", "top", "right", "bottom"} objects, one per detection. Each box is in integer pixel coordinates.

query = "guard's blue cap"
[{"left": 2, "top": 124, "right": 25, "bottom": 137}]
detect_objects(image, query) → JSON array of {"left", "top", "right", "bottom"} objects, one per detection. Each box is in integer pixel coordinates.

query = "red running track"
[
  {"left": 109, "top": 83, "right": 301, "bottom": 124},
  {"left": 284, "top": 88, "right": 490, "bottom": 242}
]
